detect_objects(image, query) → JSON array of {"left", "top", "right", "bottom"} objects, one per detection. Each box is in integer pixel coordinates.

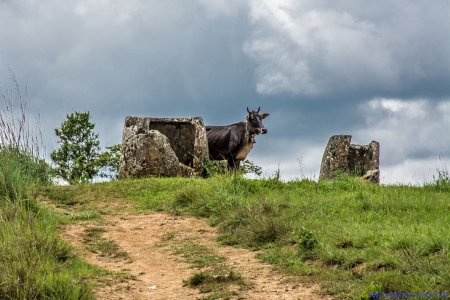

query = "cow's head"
[{"left": 246, "top": 107, "right": 269, "bottom": 135}]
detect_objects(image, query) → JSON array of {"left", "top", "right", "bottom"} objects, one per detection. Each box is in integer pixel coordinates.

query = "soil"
[{"left": 61, "top": 212, "right": 331, "bottom": 300}]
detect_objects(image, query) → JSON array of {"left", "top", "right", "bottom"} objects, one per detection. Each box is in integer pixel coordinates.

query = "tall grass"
[
  {"left": 427, "top": 156, "right": 450, "bottom": 192},
  {"left": 0, "top": 146, "right": 51, "bottom": 202},
  {"left": 0, "top": 66, "right": 96, "bottom": 299},
  {"left": 0, "top": 64, "right": 51, "bottom": 202}
]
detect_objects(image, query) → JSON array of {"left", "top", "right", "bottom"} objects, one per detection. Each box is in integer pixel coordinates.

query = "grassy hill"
[{"left": 32, "top": 174, "right": 450, "bottom": 299}]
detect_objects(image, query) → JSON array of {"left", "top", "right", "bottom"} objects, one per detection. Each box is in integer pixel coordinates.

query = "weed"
[{"left": 297, "top": 227, "right": 319, "bottom": 259}]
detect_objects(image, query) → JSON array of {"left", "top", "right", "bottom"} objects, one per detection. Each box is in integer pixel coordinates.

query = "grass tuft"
[
  {"left": 173, "top": 242, "right": 226, "bottom": 268},
  {"left": 183, "top": 266, "right": 247, "bottom": 299},
  {"left": 83, "top": 227, "right": 129, "bottom": 259}
]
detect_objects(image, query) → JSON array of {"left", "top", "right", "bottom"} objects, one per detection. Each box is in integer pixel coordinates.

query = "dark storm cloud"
[
  {"left": 0, "top": 0, "right": 449, "bottom": 184},
  {"left": 244, "top": 0, "right": 450, "bottom": 100},
  {"left": 1, "top": 0, "right": 255, "bottom": 142}
]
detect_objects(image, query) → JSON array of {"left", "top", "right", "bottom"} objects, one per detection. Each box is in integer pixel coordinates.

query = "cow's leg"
[
  {"left": 234, "top": 159, "right": 241, "bottom": 169},
  {"left": 227, "top": 156, "right": 240, "bottom": 170},
  {"left": 227, "top": 157, "right": 235, "bottom": 169}
]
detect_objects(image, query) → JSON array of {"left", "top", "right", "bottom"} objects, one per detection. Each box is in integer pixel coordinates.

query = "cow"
[{"left": 205, "top": 107, "right": 269, "bottom": 169}]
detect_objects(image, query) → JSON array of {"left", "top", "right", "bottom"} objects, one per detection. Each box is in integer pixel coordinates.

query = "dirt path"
[{"left": 62, "top": 212, "right": 330, "bottom": 300}]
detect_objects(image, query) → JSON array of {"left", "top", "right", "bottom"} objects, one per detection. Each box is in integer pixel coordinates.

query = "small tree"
[
  {"left": 97, "top": 144, "right": 121, "bottom": 180},
  {"left": 50, "top": 111, "right": 101, "bottom": 184}
]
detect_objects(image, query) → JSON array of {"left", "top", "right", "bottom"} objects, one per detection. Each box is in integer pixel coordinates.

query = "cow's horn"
[
  {"left": 247, "top": 107, "right": 250, "bottom": 113},
  {"left": 257, "top": 107, "right": 260, "bottom": 113}
]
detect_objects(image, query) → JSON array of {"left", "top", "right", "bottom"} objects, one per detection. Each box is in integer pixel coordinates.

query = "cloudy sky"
[{"left": 1, "top": 0, "right": 449, "bottom": 184}]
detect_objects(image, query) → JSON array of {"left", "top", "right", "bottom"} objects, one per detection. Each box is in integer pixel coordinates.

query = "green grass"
[
  {"left": 37, "top": 173, "right": 450, "bottom": 299},
  {"left": 0, "top": 147, "right": 51, "bottom": 202},
  {"left": 0, "top": 146, "right": 98, "bottom": 299},
  {"left": 0, "top": 199, "right": 99, "bottom": 299}
]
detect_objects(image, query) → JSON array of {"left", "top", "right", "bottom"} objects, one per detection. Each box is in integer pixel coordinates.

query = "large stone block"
[
  {"left": 319, "top": 135, "right": 380, "bottom": 183},
  {"left": 119, "top": 116, "right": 208, "bottom": 178}
]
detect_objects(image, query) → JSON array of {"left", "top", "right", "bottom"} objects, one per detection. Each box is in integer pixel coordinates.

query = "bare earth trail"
[{"left": 62, "top": 212, "right": 331, "bottom": 300}]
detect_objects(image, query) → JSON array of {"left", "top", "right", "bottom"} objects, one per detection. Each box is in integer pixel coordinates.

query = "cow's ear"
[
  {"left": 260, "top": 113, "right": 269, "bottom": 119},
  {"left": 245, "top": 114, "right": 249, "bottom": 121}
]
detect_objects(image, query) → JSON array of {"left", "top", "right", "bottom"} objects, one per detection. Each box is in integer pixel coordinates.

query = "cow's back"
[
  {"left": 206, "top": 123, "right": 246, "bottom": 160},
  {"left": 206, "top": 125, "right": 232, "bottom": 160}
]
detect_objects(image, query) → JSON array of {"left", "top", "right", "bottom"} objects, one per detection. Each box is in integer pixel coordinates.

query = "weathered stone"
[
  {"left": 119, "top": 116, "right": 208, "bottom": 179},
  {"left": 362, "top": 169, "right": 379, "bottom": 183},
  {"left": 319, "top": 135, "right": 380, "bottom": 184}
]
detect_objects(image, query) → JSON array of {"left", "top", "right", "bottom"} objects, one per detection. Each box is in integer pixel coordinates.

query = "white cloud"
[
  {"left": 367, "top": 98, "right": 428, "bottom": 119},
  {"left": 249, "top": 137, "right": 324, "bottom": 181},
  {"left": 354, "top": 98, "right": 450, "bottom": 183},
  {"left": 380, "top": 158, "right": 448, "bottom": 185}
]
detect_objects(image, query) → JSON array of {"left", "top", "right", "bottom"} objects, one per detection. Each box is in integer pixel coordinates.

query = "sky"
[{"left": 1, "top": 0, "right": 449, "bottom": 184}]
